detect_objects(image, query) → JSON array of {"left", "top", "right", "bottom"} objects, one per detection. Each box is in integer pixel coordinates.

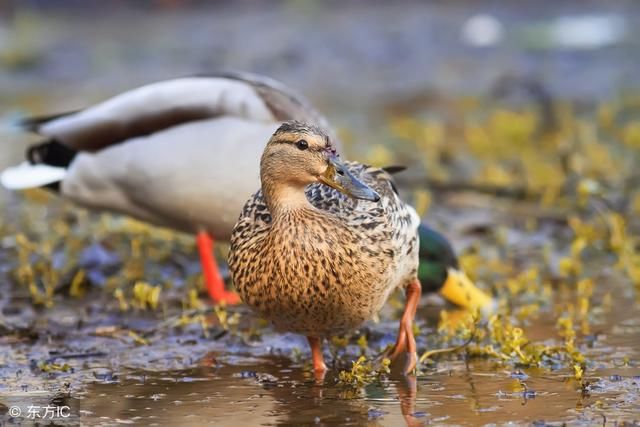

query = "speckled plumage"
[{"left": 228, "top": 126, "right": 420, "bottom": 338}]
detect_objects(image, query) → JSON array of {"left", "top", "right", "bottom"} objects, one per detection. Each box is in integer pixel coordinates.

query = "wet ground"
[
  {"left": 0, "top": 284, "right": 638, "bottom": 426},
  {"left": 1, "top": 2, "right": 640, "bottom": 426},
  {"left": 1, "top": 194, "right": 638, "bottom": 426}
]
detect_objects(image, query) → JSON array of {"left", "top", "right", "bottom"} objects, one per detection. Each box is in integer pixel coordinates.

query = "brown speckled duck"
[{"left": 228, "top": 121, "right": 422, "bottom": 375}]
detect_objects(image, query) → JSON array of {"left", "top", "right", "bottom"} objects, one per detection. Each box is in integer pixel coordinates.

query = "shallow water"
[
  {"left": 80, "top": 300, "right": 640, "bottom": 426},
  {"left": 2, "top": 282, "right": 637, "bottom": 426},
  {"left": 78, "top": 360, "right": 639, "bottom": 426}
]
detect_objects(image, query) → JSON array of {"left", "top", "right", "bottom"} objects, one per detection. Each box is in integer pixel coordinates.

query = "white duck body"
[
  {"left": 64, "top": 117, "right": 276, "bottom": 238},
  {"left": 2, "top": 73, "right": 338, "bottom": 239}
]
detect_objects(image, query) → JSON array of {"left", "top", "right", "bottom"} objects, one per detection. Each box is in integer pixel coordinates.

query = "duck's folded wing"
[
  {"left": 61, "top": 117, "right": 278, "bottom": 237},
  {"left": 24, "top": 72, "right": 335, "bottom": 152},
  {"left": 26, "top": 76, "right": 276, "bottom": 152}
]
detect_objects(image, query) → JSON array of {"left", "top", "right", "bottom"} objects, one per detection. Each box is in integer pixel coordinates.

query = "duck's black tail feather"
[{"left": 27, "top": 139, "right": 77, "bottom": 168}]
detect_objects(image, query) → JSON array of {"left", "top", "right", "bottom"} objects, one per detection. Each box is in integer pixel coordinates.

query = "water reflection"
[{"left": 80, "top": 352, "right": 639, "bottom": 426}]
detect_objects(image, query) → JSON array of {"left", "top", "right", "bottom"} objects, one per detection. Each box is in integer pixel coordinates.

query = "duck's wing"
[
  {"left": 210, "top": 71, "right": 335, "bottom": 137},
  {"left": 2, "top": 72, "right": 336, "bottom": 193},
  {"left": 24, "top": 72, "right": 334, "bottom": 152},
  {"left": 315, "top": 163, "right": 420, "bottom": 244},
  {"left": 237, "top": 162, "right": 419, "bottom": 234},
  {"left": 58, "top": 117, "right": 278, "bottom": 237}
]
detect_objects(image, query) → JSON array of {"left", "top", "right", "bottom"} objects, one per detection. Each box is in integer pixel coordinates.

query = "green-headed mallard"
[
  {"left": 417, "top": 224, "right": 492, "bottom": 310},
  {"left": 229, "top": 121, "right": 422, "bottom": 374}
]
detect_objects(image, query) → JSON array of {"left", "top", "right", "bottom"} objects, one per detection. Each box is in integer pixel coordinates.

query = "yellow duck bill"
[
  {"left": 440, "top": 267, "right": 495, "bottom": 313},
  {"left": 319, "top": 157, "right": 380, "bottom": 202}
]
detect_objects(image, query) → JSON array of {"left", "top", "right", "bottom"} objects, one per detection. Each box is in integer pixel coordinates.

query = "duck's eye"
[{"left": 296, "top": 139, "right": 309, "bottom": 150}]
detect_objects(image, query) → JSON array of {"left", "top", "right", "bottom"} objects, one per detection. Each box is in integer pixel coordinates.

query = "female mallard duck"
[
  {"left": 1, "top": 71, "right": 338, "bottom": 305},
  {"left": 229, "top": 121, "right": 422, "bottom": 374}
]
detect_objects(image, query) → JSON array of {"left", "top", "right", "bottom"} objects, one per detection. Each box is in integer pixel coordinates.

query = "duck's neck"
[{"left": 262, "top": 178, "right": 312, "bottom": 218}]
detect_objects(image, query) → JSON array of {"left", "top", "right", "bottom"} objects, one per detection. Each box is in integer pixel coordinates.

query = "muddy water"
[
  {"left": 86, "top": 317, "right": 640, "bottom": 425},
  {"left": 2, "top": 285, "right": 631, "bottom": 427},
  {"left": 79, "top": 361, "right": 639, "bottom": 426}
]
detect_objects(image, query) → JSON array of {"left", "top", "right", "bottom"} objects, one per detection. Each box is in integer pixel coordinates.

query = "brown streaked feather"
[{"left": 229, "top": 161, "right": 420, "bottom": 337}]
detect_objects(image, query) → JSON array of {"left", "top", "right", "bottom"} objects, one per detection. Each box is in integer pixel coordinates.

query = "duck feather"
[{"left": 229, "top": 161, "right": 420, "bottom": 336}]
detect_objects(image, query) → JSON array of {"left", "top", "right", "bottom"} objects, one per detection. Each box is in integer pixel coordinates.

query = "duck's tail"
[
  {"left": 1, "top": 140, "right": 75, "bottom": 190},
  {"left": 1, "top": 162, "right": 66, "bottom": 190}
]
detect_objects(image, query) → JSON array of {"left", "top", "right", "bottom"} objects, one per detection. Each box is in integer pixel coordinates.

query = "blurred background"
[
  {"left": 2, "top": 0, "right": 640, "bottom": 197},
  {"left": 1, "top": 2, "right": 640, "bottom": 425},
  {"left": 2, "top": 0, "right": 639, "bottom": 148}
]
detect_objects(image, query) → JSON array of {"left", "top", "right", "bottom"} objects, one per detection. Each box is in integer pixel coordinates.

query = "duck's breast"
[{"left": 231, "top": 216, "right": 400, "bottom": 337}]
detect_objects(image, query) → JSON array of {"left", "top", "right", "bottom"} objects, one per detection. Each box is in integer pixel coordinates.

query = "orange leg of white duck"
[
  {"left": 384, "top": 279, "right": 422, "bottom": 374},
  {"left": 196, "top": 231, "right": 240, "bottom": 305}
]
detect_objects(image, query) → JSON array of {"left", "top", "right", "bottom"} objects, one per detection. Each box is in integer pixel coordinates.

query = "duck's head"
[
  {"left": 261, "top": 121, "right": 380, "bottom": 204},
  {"left": 418, "top": 224, "right": 494, "bottom": 312}
]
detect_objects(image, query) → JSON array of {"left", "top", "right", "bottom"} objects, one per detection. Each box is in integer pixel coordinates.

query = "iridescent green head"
[
  {"left": 418, "top": 224, "right": 459, "bottom": 292},
  {"left": 417, "top": 224, "right": 493, "bottom": 310}
]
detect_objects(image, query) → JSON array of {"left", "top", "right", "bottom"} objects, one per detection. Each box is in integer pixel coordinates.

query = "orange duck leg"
[{"left": 196, "top": 231, "right": 241, "bottom": 305}]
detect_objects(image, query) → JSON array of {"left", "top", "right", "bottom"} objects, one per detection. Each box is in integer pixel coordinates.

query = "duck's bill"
[
  {"left": 440, "top": 267, "right": 495, "bottom": 314},
  {"left": 319, "top": 157, "right": 380, "bottom": 202}
]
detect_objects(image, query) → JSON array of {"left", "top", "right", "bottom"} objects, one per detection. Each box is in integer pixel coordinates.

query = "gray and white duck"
[{"left": 1, "top": 71, "right": 338, "bottom": 304}]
